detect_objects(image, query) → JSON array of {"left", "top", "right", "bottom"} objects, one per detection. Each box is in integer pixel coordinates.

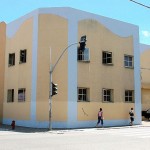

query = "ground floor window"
[
  {"left": 78, "top": 88, "right": 89, "bottom": 102},
  {"left": 102, "top": 88, "right": 113, "bottom": 102},
  {"left": 125, "top": 90, "right": 134, "bottom": 102},
  {"left": 18, "top": 88, "right": 26, "bottom": 102},
  {"left": 7, "top": 89, "right": 14, "bottom": 102}
]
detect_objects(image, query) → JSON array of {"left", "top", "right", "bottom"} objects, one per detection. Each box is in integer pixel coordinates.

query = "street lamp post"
[{"left": 49, "top": 36, "right": 87, "bottom": 130}]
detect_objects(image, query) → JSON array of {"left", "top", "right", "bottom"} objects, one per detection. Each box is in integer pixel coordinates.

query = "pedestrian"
[
  {"left": 96, "top": 108, "right": 103, "bottom": 127},
  {"left": 11, "top": 120, "right": 15, "bottom": 130},
  {"left": 129, "top": 108, "right": 134, "bottom": 126}
]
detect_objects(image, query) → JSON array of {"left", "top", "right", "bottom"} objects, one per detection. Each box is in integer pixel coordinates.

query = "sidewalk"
[
  {"left": 0, "top": 121, "right": 150, "bottom": 133},
  {"left": 0, "top": 124, "right": 48, "bottom": 132},
  {"left": 141, "top": 120, "right": 150, "bottom": 126}
]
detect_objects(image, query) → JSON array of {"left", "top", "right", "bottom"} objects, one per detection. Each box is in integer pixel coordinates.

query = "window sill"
[
  {"left": 102, "top": 101, "right": 114, "bottom": 103},
  {"left": 124, "top": 66, "right": 134, "bottom": 69},
  {"left": 19, "top": 61, "right": 26, "bottom": 64},
  {"left": 78, "top": 60, "right": 90, "bottom": 63},
  {"left": 18, "top": 100, "right": 25, "bottom": 102},
  {"left": 78, "top": 100, "right": 90, "bottom": 102},
  {"left": 8, "top": 64, "right": 15, "bottom": 67},
  {"left": 102, "top": 63, "right": 113, "bottom": 66},
  {"left": 124, "top": 101, "right": 134, "bottom": 103}
]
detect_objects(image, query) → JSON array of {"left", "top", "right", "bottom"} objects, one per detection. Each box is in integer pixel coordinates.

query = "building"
[
  {"left": 140, "top": 44, "right": 150, "bottom": 111},
  {"left": 2, "top": 7, "right": 141, "bottom": 128},
  {"left": 0, "top": 22, "right": 6, "bottom": 123}
]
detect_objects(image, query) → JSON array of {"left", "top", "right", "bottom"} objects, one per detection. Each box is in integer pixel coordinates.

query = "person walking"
[
  {"left": 129, "top": 108, "right": 134, "bottom": 126},
  {"left": 96, "top": 108, "right": 103, "bottom": 127}
]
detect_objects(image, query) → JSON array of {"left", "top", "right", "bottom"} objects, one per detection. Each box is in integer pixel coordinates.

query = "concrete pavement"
[{"left": 0, "top": 121, "right": 150, "bottom": 133}]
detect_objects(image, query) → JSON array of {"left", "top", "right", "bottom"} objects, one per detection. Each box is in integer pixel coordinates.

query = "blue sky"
[{"left": 0, "top": 0, "right": 150, "bottom": 45}]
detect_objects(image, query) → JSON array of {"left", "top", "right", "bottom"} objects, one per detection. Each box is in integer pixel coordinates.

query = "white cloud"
[{"left": 142, "top": 30, "right": 150, "bottom": 38}]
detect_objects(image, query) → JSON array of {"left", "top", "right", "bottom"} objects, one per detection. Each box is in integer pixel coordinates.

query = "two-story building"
[
  {"left": 2, "top": 7, "right": 141, "bottom": 128},
  {"left": 0, "top": 22, "right": 6, "bottom": 123}
]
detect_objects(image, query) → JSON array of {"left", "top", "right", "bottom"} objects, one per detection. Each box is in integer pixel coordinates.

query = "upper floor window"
[
  {"left": 102, "top": 88, "right": 113, "bottom": 102},
  {"left": 78, "top": 88, "right": 89, "bottom": 102},
  {"left": 124, "top": 55, "right": 133, "bottom": 68},
  {"left": 102, "top": 51, "right": 112, "bottom": 64},
  {"left": 20, "top": 49, "right": 27, "bottom": 63},
  {"left": 125, "top": 90, "right": 134, "bottom": 102},
  {"left": 78, "top": 48, "right": 90, "bottom": 61},
  {"left": 18, "top": 88, "right": 26, "bottom": 102},
  {"left": 7, "top": 89, "right": 14, "bottom": 102},
  {"left": 8, "top": 53, "right": 15, "bottom": 66}
]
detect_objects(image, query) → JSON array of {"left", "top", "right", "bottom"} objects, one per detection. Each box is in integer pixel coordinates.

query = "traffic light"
[
  {"left": 51, "top": 82, "right": 58, "bottom": 96},
  {"left": 79, "top": 35, "right": 87, "bottom": 51}
]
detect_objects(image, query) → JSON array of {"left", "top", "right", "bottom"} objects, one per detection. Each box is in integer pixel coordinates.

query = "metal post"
[
  {"left": 49, "top": 47, "right": 52, "bottom": 130},
  {"left": 49, "top": 70, "right": 52, "bottom": 130}
]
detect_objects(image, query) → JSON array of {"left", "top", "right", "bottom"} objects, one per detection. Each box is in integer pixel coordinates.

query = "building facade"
[
  {"left": 2, "top": 7, "right": 141, "bottom": 128},
  {"left": 0, "top": 22, "right": 6, "bottom": 123},
  {"left": 140, "top": 44, "right": 150, "bottom": 111}
]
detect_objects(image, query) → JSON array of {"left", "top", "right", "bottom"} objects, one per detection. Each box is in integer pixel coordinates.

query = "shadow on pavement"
[{"left": 0, "top": 124, "right": 48, "bottom": 133}]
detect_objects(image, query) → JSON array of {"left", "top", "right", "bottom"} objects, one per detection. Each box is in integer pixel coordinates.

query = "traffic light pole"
[
  {"left": 49, "top": 42, "right": 78, "bottom": 131},
  {"left": 49, "top": 69, "right": 52, "bottom": 130},
  {"left": 49, "top": 36, "right": 86, "bottom": 130}
]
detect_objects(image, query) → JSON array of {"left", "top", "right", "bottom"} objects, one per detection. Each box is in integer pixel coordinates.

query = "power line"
[{"left": 129, "top": 0, "right": 150, "bottom": 9}]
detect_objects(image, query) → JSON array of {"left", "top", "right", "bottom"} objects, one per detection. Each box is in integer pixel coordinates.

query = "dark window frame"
[
  {"left": 102, "top": 88, "right": 113, "bottom": 102},
  {"left": 78, "top": 88, "right": 89, "bottom": 102},
  {"left": 125, "top": 90, "right": 134, "bottom": 102},
  {"left": 20, "top": 49, "right": 27, "bottom": 63},
  {"left": 7, "top": 89, "right": 14, "bottom": 103},
  {"left": 8, "top": 53, "right": 15, "bottom": 66},
  {"left": 102, "top": 51, "right": 112, "bottom": 65},
  {"left": 18, "top": 88, "right": 26, "bottom": 102},
  {"left": 77, "top": 48, "right": 90, "bottom": 61},
  {"left": 124, "top": 55, "right": 133, "bottom": 68}
]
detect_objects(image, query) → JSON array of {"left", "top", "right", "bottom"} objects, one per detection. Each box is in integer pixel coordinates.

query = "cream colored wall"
[
  {"left": 141, "top": 89, "right": 150, "bottom": 110},
  {"left": 78, "top": 19, "right": 134, "bottom": 120},
  {"left": 141, "top": 50, "right": 150, "bottom": 88},
  {"left": 141, "top": 49, "right": 150, "bottom": 110},
  {"left": 0, "top": 22, "right": 6, "bottom": 122},
  {"left": 78, "top": 103, "right": 134, "bottom": 120},
  {"left": 3, "top": 19, "right": 33, "bottom": 120},
  {"left": 36, "top": 14, "right": 68, "bottom": 121}
]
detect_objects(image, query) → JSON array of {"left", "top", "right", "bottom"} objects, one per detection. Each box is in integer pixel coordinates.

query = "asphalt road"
[{"left": 0, "top": 125, "right": 150, "bottom": 150}]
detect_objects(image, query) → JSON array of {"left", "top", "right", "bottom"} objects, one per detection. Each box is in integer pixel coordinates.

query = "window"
[
  {"left": 8, "top": 53, "right": 15, "bottom": 66},
  {"left": 102, "top": 51, "right": 112, "bottom": 64},
  {"left": 7, "top": 89, "right": 14, "bottom": 102},
  {"left": 78, "top": 48, "right": 90, "bottom": 61},
  {"left": 78, "top": 88, "right": 89, "bottom": 101},
  {"left": 102, "top": 88, "right": 113, "bottom": 102},
  {"left": 125, "top": 90, "right": 134, "bottom": 102},
  {"left": 20, "top": 49, "right": 27, "bottom": 63},
  {"left": 124, "top": 55, "right": 133, "bottom": 68},
  {"left": 18, "top": 88, "right": 26, "bottom": 102}
]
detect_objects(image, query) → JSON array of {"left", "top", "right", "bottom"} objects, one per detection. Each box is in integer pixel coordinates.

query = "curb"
[{"left": 1, "top": 123, "right": 150, "bottom": 133}]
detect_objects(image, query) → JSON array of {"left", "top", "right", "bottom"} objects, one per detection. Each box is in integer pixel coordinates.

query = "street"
[{"left": 0, "top": 123, "right": 150, "bottom": 150}]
